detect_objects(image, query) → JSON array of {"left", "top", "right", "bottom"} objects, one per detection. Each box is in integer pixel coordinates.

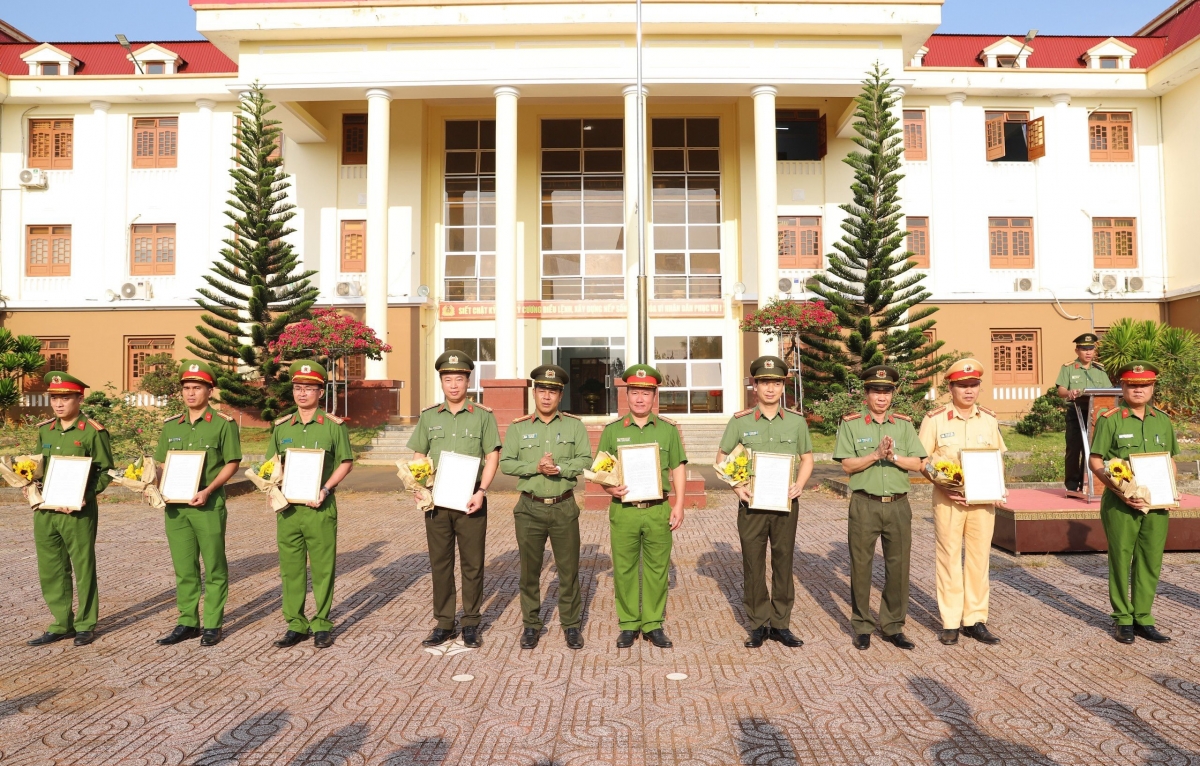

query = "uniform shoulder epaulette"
[
  {"left": 927, "top": 405, "right": 947, "bottom": 418},
  {"left": 85, "top": 418, "right": 106, "bottom": 431},
  {"left": 1094, "top": 362, "right": 1106, "bottom": 369},
  {"left": 604, "top": 415, "right": 624, "bottom": 426},
  {"left": 473, "top": 402, "right": 493, "bottom": 412},
  {"left": 215, "top": 411, "right": 235, "bottom": 421},
  {"left": 784, "top": 408, "right": 803, "bottom": 417},
  {"left": 36, "top": 416, "right": 55, "bottom": 428},
  {"left": 325, "top": 413, "right": 345, "bottom": 424},
  {"left": 163, "top": 413, "right": 183, "bottom": 423},
  {"left": 734, "top": 408, "right": 754, "bottom": 418},
  {"left": 892, "top": 413, "right": 912, "bottom": 422},
  {"left": 1100, "top": 407, "right": 1120, "bottom": 418},
  {"left": 274, "top": 413, "right": 293, "bottom": 425},
  {"left": 511, "top": 414, "right": 534, "bottom": 424},
  {"left": 421, "top": 403, "right": 439, "bottom": 412},
  {"left": 658, "top": 415, "right": 678, "bottom": 426},
  {"left": 978, "top": 405, "right": 996, "bottom": 417},
  {"left": 842, "top": 412, "right": 862, "bottom": 422},
  {"left": 561, "top": 412, "right": 582, "bottom": 420}
]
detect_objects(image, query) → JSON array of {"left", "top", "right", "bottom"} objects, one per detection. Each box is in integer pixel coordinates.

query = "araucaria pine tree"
[
  {"left": 188, "top": 84, "right": 319, "bottom": 421},
  {"left": 802, "top": 63, "right": 950, "bottom": 400}
]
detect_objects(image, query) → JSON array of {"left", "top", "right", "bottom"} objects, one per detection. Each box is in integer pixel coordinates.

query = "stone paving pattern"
[{"left": 4, "top": 490, "right": 1200, "bottom": 765}]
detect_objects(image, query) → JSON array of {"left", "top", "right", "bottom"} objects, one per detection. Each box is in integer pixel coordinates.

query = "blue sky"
[{"left": 0, "top": 0, "right": 1170, "bottom": 42}]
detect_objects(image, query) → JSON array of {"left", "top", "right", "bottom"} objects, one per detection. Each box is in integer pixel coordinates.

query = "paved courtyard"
[{"left": 4, "top": 489, "right": 1200, "bottom": 765}]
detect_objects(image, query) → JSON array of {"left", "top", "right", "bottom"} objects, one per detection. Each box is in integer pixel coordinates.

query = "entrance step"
[{"left": 357, "top": 423, "right": 417, "bottom": 464}]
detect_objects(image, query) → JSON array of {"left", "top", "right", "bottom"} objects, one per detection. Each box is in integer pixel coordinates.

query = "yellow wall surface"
[{"left": 1167, "top": 294, "right": 1200, "bottom": 336}]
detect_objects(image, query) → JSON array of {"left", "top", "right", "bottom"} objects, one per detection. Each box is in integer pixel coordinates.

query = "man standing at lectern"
[{"left": 1056, "top": 333, "right": 1112, "bottom": 493}]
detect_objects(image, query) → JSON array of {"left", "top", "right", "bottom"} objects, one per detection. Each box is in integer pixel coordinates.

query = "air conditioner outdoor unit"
[
  {"left": 336, "top": 281, "right": 363, "bottom": 297},
  {"left": 119, "top": 281, "right": 152, "bottom": 300},
  {"left": 778, "top": 277, "right": 793, "bottom": 295},
  {"left": 1013, "top": 277, "right": 1034, "bottom": 292},
  {"left": 1100, "top": 273, "right": 1119, "bottom": 292},
  {"left": 1125, "top": 276, "right": 1145, "bottom": 292},
  {"left": 18, "top": 168, "right": 47, "bottom": 188}
]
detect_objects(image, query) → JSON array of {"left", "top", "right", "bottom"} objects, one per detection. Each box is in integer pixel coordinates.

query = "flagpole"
[{"left": 635, "top": 0, "right": 649, "bottom": 364}]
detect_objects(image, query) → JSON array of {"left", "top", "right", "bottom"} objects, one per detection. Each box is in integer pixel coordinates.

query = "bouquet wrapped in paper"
[
  {"left": 1106, "top": 458, "right": 1152, "bottom": 512},
  {"left": 245, "top": 458, "right": 288, "bottom": 512},
  {"left": 397, "top": 456, "right": 435, "bottom": 512},
  {"left": 0, "top": 454, "right": 45, "bottom": 509},
  {"left": 714, "top": 444, "right": 752, "bottom": 488},
  {"left": 583, "top": 451, "right": 621, "bottom": 488},
  {"left": 925, "top": 447, "right": 965, "bottom": 492},
  {"left": 107, "top": 456, "right": 166, "bottom": 510}
]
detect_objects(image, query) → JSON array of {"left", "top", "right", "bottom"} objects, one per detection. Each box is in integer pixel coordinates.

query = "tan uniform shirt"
[{"left": 918, "top": 404, "right": 1007, "bottom": 507}]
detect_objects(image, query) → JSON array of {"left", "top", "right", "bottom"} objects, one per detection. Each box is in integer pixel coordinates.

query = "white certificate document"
[
  {"left": 432, "top": 451, "right": 482, "bottom": 511},
  {"left": 618, "top": 444, "right": 663, "bottom": 503},
  {"left": 750, "top": 452, "right": 794, "bottom": 512},
  {"left": 159, "top": 451, "right": 206, "bottom": 504},
  {"left": 41, "top": 456, "right": 93, "bottom": 511},
  {"left": 1129, "top": 452, "right": 1180, "bottom": 509},
  {"left": 962, "top": 449, "right": 1006, "bottom": 505},
  {"left": 282, "top": 449, "right": 326, "bottom": 505}
]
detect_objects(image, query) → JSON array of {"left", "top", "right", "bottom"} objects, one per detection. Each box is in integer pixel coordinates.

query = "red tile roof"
[
  {"left": 1138, "top": 0, "right": 1200, "bottom": 56},
  {"left": 0, "top": 41, "right": 235, "bottom": 76},
  {"left": 922, "top": 34, "right": 1167, "bottom": 69}
]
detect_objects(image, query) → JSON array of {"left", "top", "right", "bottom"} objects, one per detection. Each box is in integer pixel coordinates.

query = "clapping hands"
[{"left": 537, "top": 452, "right": 561, "bottom": 476}]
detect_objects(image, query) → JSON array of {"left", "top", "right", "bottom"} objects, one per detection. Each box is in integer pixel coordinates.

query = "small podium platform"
[{"left": 993, "top": 488, "right": 1200, "bottom": 554}]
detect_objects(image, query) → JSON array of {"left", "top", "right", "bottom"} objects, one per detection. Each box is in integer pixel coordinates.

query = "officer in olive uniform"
[
  {"left": 1057, "top": 333, "right": 1113, "bottom": 493},
  {"left": 153, "top": 361, "right": 242, "bottom": 647},
  {"left": 27, "top": 372, "right": 114, "bottom": 647},
  {"left": 833, "top": 366, "right": 927, "bottom": 651},
  {"left": 595, "top": 364, "right": 687, "bottom": 649},
  {"left": 716, "top": 356, "right": 814, "bottom": 649},
  {"left": 266, "top": 360, "right": 354, "bottom": 650},
  {"left": 499, "top": 364, "right": 593, "bottom": 650},
  {"left": 407, "top": 351, "right": 501, "bottom": 649},
  {"left": 1089, "top": 361, "right": 1178, "bottom": 645}
]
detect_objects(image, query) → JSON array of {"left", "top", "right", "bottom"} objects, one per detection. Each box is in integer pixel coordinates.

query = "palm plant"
[
  {"left": 0, "top": 329, "right": 47, "bottom": 410},
  {"left": 1096, "top": 318, "right": 1200, "bottom": 414}
]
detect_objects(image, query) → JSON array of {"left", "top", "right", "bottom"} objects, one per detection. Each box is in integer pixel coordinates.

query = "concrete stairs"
[{"left": 357, "top": 423, "right": 417, "bottom": 465}]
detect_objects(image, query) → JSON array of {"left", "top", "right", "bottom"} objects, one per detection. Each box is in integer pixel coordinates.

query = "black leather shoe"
[
  {"left": 962, "top": 623, "right": 1001, "bottom": 645},
  {"left": 939, "top": 629, "right": 960, "bottom": 645},
  {"left": 421, "top": 627, "right": 458, "bottom": 647},
  {"left": 73, "top": 631, "right": 96, "bottom": 646},
  {"left": 744, "top": 626, "right": 768, "bottom": 648},
  {"left": 461, "top": 626, "right": 482, "bottom": 648},
  {"left": 1134, "top": 624, "right": 1171, "bottom": 643},
  {"left": 157, "top": 625, "right": 201, "bottom": 645},
  {"left": 853, "top": 633, "right": 871, "bottom": 650},
  {"left": 27, "top": 631, "right": 74, "bottom": 646},
  {"left": 1115, "top": 625, "right": 1135, "bottom": 644},
  {"left": 616, "top": 630, "right": 640, "bottom": 648},
  {"left": 882, "top": 632, "right": 915, "bottom": 650},
  {"left": 564, "top": 627, "right": 584, "bottom": 650},
  {"left": 520, "top": 627, "right": 540, "bottom": 649},
  {"left": 200, "top": 629, "right": 222, "bottom": 647},
  {"left": 769, "top": 628, "right": 803, "bottom": 648},
  {"left": 643, "top": 628, "right": 673, "bottom": 648},
  {"left": 273, "top": 630, "right": 312, "bottom": 648},
  {"left": 313, "top": 631, "right": 333, "bottom": 649}
]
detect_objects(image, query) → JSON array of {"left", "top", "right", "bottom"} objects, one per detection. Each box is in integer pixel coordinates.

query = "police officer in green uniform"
[
  {"left": 1057, "top": 333, "right": 1112, "bottom": 492},
  {"left": 408, "top": 350, "right": 501, "bottom": 649},
  {"left": 499, "top": 364, "right": 593, "bottom": 650},
  {"left": 267, "top": 360, "right": 354, "bottom": 650},
  {"left": 595, "top": 364, "right": 687, "bottom": 649},
  {"left": 715, "top": 356, "right": 814, "bottom": 649},
  {"left": 1089, "top": 360, "right": 1178, "bottom": 645},
  {"left": 153, "top": 361, "right": 242, "bottom": 647},
  {"left": 27, "top": 372, "right": 113, "bottom": 647},
  {"left": 833, "top": 366, "right": 927, "bottom": 651}
]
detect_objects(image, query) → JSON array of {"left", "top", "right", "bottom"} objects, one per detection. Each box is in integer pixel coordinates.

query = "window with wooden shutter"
[
  {"left": 1093, "top": 218, "right": 1137, "bottom": 269},
  {"left": 24, "top": 338, "right": 70, "bottom": 393},
  {"left": 985, "top": 115, "right": 1006, "bottom": 161},
  {"left": 1026, "top": 116, "right": 1046, "bottom": 160},
  {"left": 991, "top": 331, "right": 1039, "bottom": 385},
  {"left": 778, "top": 216, "right": 821, "bottom": 269},
  {"left": 906, "top": 216, "right": 930, "bottom": 267},
  {"left": 989, "top": 218, "right": 1034, "bottom": 269},
  {"left": 26, "top": 225, "right": 71, "bottom": 277},
  {"left": 984, "top": 111, "right": 1031, "bottom": 162},
  {"left": 903, "top": 111, "right": 927, "bottom": 161},
  {"left": 132, "top": 117, "right": 178, "bottom": 169},
  {"left": 29, "top": 119, "right": 73, "bottom": 170},
  {"left": 126, "top": 337, "right": 175, "bottom": 391},
  {"left": 1089, "top": 112, "right": 1133, "bottom": 162},
  {"left": 342, "top": 114, "right": 367, "bottom": 165},
  {"left": 130, "top": 224, "right": 176, "bottom": 276},
  {"left": 341, "top": 220, "right": 366, "bottom": 273}
]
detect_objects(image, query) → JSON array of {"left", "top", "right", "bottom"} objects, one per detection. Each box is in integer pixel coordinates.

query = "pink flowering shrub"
[{"left": 268, "top": 309, "right": 393, "bottom": 361}]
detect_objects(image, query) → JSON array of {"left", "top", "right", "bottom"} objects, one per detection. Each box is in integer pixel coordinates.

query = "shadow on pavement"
[
  {"left": 287, "top": 722, "right": 369, "bottom": 765},
  {"left": 735, "top": 717, "right": 799, "bottom": 765},
  {"left": 190, "top": 709, "right": 292, "bottom": 766},
  {"left": 1074, "top": 692, "right": 1200, "bottom": 762}
]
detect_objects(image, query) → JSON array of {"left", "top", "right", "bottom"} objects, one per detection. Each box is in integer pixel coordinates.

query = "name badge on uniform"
[
  {"left": 42, "top": 443, "right": 52, "bottom": 449},
  {"left": 281, "top": 438, "right": 294, "bottom": 445},
  {"left": 616, "top": 437, "right": 632, "bottom": 443},
  {"left": 169, "top": 437, "right": 182, "bottom": 443},
  {"left": 940, "top": 432, "right": 954, "bottom": 439},
  {"left": 1118, "top": 433, "right": 1133, "bottom": 439},
  {"left": 522, "top": 433, "right": 539, "bottom": 440},
  {"left": 428, "top": 425, "right": 443, "bottom": 431},
  {"left": 743, "top": 431, "right": 758, "bottom": 438},
  {"left": 856, "top": 437, "right": 873, "bottom": 444}
]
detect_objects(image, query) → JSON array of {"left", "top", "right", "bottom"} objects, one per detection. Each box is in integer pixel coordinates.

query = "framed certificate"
[
  {"left": 431, "top": 451, "right": 482, "bottom": 512},
  {"left": 41, "top": 456, "right": 93, "bottom": 511},
  {"left": 750, "top": 452, "right": 795, "bottom": 513},
  {"left": 159, "top": 451, "right": 206, "bottom": 504},
  {"left": 281, "top": 449, "right": 325, "bottom": 505},
  {"left": 1129, "top": 452, "right": 1180, "bottom": 510},
  {"left": 961, "top": 449, "right": 1006, "bottom": 505},
  {"left": 617, "top": 443, "right": 663, "bottom": 503}
]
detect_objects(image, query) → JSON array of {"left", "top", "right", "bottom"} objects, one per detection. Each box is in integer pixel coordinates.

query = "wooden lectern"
[{"left": 1065, "top": 387, "right": 1122, "bottom": 503}]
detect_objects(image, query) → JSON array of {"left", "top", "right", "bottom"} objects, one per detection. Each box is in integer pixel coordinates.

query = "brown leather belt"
[
  {"left": 521, "top": 490, "right": 574, "bottom": 505},
  {"left": 854, "top": 490, "right": 908, "bottom": 504},
  {"left": 623, "top": 496, "right": 669, "bottom": 509}
]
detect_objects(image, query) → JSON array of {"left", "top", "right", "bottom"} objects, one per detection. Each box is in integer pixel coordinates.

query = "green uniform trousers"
[
  {"left": 1101, "top": 494, "right": 1169, "bottom": 626},
  {"left": 277, "top": 504, "right": 338, "bottom": 633},
  {"left": 737, "top": 501, "right": 799, "bottom": 630},
  {"left": 513, "top": 494, "right": 581, "bottom": 629},
  {"left": 164, "top": 505, "right": 229, "bottom": 629},
  {"left": 425, "top": 502, "right": 488, "bottom": 629},
  {"left": 34, "top": 506, "right": 99, "bottom": 634},
  {"left": 847, "top": 492, "right": 912, "bottom": 636},
  {"left": 610, "top": 501, "right": 672, "bottom": 632}
]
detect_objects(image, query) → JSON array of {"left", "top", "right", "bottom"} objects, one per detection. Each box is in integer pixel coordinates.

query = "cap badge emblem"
[
  {"left": 448, "top": 355, "right": 458, "bottom": 364},
  {"left": 189, "top": 364, "right": 199, "bottom": 372},
  {"left": 636, "top": 369, "right": 647, "bottom": 378},
  {"left": 876, "top": 370, "right": 887, "bottom": 378},
  {"left": 51, "top": 375, "right": 62, "bottom": 384},
  {"left": 301, "top": 364, "right": 312, "bottom": 374},
  {"left": 764, "top": 360, "right": 774, "bottom": 369},
  {"left": 546, "top": 370, "right": 556, "bottom": 379},
  {"left": 1133, "top": 364, "right": 1144, "bottom": 374},
  {"left": 964, "top": 364, "right": 974, "bottom": 373}
]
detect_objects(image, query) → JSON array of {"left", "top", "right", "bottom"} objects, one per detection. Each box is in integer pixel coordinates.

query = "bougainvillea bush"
[{"left": 268, "top": 308, "right": 393, "bottom": 364}]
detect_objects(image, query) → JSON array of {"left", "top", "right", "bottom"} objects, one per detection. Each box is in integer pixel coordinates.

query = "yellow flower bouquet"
[
  {"left": 583, "top": 451, "right": 621, "bottom": 488},
  {"left": 924, "top": 447, "right": 965, "bottom": 491},
  {"left": 245, "top": 458, "right": 288, "bottom": 512},
  {"left": 714, "top": 444, "right": 753, "bottom": 488},
  {"left": 397, "top": 456, "right": 435, "bottom": 512},
  {"left": 107, "top": 456, "right": 166, "bottom": 510},
  {"left": 0, "top": 454, "right": 45, "bottom": 508},
  {"left": 1106, "top": 458, "right": 1151, "bottom": 511}
]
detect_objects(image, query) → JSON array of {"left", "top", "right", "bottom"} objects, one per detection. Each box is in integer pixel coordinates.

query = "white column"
[
  {"left": 944, "top": 92, "right": 967, "bottom": 290},
  {"left": 365, "top": 88, "right": 392, "bottom": 380},
  {"left": 751, "top": 85, "right": 779, "bottom": 356},
  {"left": 195, "top": 99, "right": 217, "bottom": 294},
  {"left": 89, "top": 101, "right": 111, "bottom": 295},
  {"left": 494, "top": 86, "right": 520, "bottom": 379},
  {"left": 623, "top": 85, "right": 646, "bottom": 363}
]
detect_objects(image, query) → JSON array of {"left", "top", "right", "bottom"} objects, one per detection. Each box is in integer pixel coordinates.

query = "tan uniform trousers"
[{"left": 932, "top": 485, "right": 995, "bottom": 629}]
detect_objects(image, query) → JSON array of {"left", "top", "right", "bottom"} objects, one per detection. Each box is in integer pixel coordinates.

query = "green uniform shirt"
[
  {"left": 1055, "top": 362, "right": 1112, "bottom": 391},
  {"left": 406, "top": 400, "right": 501, "bottom": 484},
  {"left": 499, "top": 411, "right": 592, "bottom": 496},
  {"left": 832, "top": 409, "right": 926, "bottom": 495},
  {"left": 718, "top": 406, "right": 813, "bottom": 458},
  {"left": 37, "top": 416, "right": 115, "bottom": 508},
  {"left": 266, "top": 408, "right": 353, "bottom": 511},
  {"left": 154, "top": 406, "right": 242, "bottom": 511},
  {"left": 1090, "top": 403, "right": 1179, "bottom": 462},
  {"left": 596, "top": 413, "right": 688, "bottom": 497}
]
